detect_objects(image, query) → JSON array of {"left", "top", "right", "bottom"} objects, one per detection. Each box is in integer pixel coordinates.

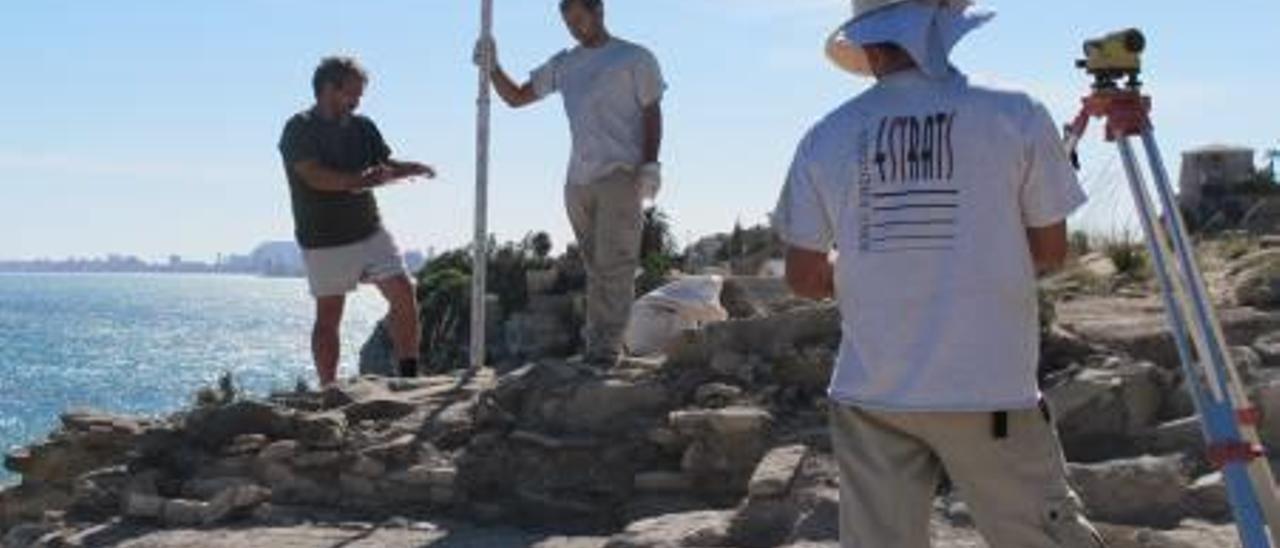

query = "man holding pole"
[{"left": 475, "top": 0, "right": 666, "bottom": 368}]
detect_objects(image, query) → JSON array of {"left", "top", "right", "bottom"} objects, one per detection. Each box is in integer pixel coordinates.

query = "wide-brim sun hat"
[{"left": 825, "top": 0, "right": 996, "bottom": 77}]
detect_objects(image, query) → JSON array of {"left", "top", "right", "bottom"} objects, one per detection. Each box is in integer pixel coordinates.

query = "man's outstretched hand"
[
  {"left": 355, "top": 162, "right": 435, "bottom": 192},
  {"left": 391, "top": 162, "right": 436, "bottom": 180}
]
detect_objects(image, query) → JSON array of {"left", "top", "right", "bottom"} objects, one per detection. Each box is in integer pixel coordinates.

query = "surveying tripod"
[{"left": 1063, "top": 29, "right": 1280, "bottom": 547}]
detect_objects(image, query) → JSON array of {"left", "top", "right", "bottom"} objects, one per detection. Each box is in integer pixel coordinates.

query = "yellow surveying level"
[{"left": 1076, "top": 28, "right": 1146, "bottom": 87}]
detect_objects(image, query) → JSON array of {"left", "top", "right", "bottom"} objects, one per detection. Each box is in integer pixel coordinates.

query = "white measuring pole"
[{"left": 471, "top": 0, "right": 494, "bottom": 371}]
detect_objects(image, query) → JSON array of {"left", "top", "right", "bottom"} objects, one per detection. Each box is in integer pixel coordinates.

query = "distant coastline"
[{"left": 0, "top": 241, "right": 429, "bottom": 278}]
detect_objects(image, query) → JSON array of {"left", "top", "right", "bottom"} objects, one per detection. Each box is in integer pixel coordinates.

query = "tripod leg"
[
  {"left": 1138, "top": 130, "right": 1280, "bottom": 544},
  {"left": 1116, "top": 137, "right": 1225, "bottom": 402},
  {"left": 1117, "top": 136, "right": 1272, "bottom": 547}
]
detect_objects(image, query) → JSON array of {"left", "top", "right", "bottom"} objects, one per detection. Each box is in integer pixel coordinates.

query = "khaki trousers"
[
  {"left": 564, "top": 167, "right": 644, "bottom": 362},
  {"left": 830, "top": 404, "right": 1105, "bottom": 548}
]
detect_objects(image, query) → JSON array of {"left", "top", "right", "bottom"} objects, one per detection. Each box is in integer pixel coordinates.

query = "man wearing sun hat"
[{"left": 773, "top": 1, "right": 1102, "bottom": 546}]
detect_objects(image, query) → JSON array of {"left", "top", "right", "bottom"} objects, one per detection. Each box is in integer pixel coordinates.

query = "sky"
[{"left": 2, "top": 0, "right": 1278, "bottom": 261}]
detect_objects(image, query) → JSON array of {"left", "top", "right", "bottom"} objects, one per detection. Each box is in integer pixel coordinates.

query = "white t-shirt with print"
[
  {"left": 532, "top": 38, "right": 666, "bottom": 186},
  {"left": 773, "top": 69, "right": 1086, "bottom": 412}
]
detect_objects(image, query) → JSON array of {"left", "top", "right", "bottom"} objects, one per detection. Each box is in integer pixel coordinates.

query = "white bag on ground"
[{"left": 625, "top": 275, "right": 729, "bottom": 356}]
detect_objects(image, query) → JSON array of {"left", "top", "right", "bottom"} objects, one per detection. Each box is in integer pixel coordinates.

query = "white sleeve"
[
  {"left": 772, "top": 134, "right": 835, "bottom": 253},
  {"left": 1020, "top": 100, "right": 1087, "bottom": 228},
  {"left": 530, "top": 51, "right": 566, "bottom": 99},
  {"left": 633, "top": 49, "right": 666, "bottom": 107}
]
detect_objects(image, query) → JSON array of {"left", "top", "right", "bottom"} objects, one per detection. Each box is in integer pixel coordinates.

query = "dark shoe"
[{"left": 398, "top": 359, "right": 419, "bottom": 378}]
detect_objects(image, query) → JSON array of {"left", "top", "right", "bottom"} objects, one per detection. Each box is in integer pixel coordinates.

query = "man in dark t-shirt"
[{"left": 278, "top": 56, "right": 434, "bottom": 386}]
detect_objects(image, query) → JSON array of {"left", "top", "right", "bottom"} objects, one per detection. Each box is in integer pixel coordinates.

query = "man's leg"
[
  {"left": 925, "top": 407, "right": 1105, "bottom": 548},
  {"left": 375, "top": 274, "right": 421, "bottom": 376},
  {"left": 829, "top": 405, "right": 940, "bottom": 548},
  {"left": 312, "top": 296, "right": 346, "bottom": 386},
  {"left": 564, "top": 182, "right": 598, "bottom": 357},
  {"left": 584, "top": 170, "right": 643, "bottom": 364},
  {"left": 360, "top": 229, "right": 419, "bottom": 377},
  {"left": 303, "top": 243, "right": 361, "bottom": 386}
]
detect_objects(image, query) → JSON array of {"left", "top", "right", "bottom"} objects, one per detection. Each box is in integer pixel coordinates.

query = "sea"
[{"left": 0, "top": 273, "right": 386, "bottom": 485}]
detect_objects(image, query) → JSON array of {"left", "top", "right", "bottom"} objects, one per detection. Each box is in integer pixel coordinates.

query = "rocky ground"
[{"left": 7, "top": 241, "right": 1280, "bottom": 547}]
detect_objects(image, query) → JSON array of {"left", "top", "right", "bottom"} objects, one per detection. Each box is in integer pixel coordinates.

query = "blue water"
[{"left": 0, "top": 274, "right": 385, "bottom": 485}]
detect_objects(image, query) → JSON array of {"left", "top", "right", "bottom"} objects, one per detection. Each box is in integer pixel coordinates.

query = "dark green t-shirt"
[{"left": 278, "top": 109, "right": 391, "bottom": 249}]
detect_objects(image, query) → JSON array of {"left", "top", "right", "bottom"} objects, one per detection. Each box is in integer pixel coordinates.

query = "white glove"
[
  {"left": 638, "top": 162, "right": 662, "bottom": 203},
  {"left": 473, "top": 36, "right": 497, "bottom": 69}
]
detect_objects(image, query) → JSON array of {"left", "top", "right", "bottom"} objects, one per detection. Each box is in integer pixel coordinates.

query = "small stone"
[
  {"left": 204, "top": 485, "right": 271, "bottom": 525},
  {"left": 670, "top": 407, "right": 772, "bottom": 437},
  {"left": 647, "top": 427, "right": 682, "bottom": 449},
  {"left": 345, "top": 398, "right": 419, "bottom": 423},
  {"left": 182, "top": 477, "right": 258, "bottom": 501},
  {"left": 256, "top": 462, "right": 296, "bottom": 487},
  {"left": 349, "top": 455, "right": 387, "bottom": 478},
  {"left": 224, "top": 434, "right": 270, "bottom": 456},
  {"left": 1185, "top": 472, "right": 1231, "bottom": 521},
  {"left": 161, "top": 499, "right": 209, "bottom": 527},
  {"left": 294, "top": 450, "right": 345, "bottom": 469},
  {"left": 695, "top": 383, "right": 744, "bottom": 409},
  {"left": 429, "top": 486, "right": 455, "bottom": 505},
  {"left": 634, "top": 472, "right": 692, "bottom": 494},
  {"left": 257, "top": 440, "right": 299, "bottom": 462},
  {"left": 341, "top": 473, "right": 377, "bottom": 499},
  {"left": 3, "top": 523, "right": 54, "bottom": 548},
  {"left": 122, "top": 493, "right": 165, "bottom": 519},
  {"left": 361, "top": 434, "right": 416, "bottom": 465},
  {"left": 295, "top": 412, "right": 347, "bottom": 449},
  {"left": 748, "top": 445, "right": 809, "bottom": 499}
]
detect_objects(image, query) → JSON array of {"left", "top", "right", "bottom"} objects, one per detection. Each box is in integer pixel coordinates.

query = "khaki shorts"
[
  {"left": 302, "top": 229, "right": 406, "bottom": 297},
  {"left": 830, "top": 403, "right": 1104, "bottom": 548}
]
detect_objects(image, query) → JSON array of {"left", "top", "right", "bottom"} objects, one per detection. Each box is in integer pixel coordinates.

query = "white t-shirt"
[
  {"left": 531, "top": 38, "right": 666, "bottom": 186},
  {"left": 773, "top": 69, "right": 1086, "bottom": 412}
]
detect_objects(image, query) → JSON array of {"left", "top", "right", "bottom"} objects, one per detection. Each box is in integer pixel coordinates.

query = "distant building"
[
  {"left": 1179, "top": 144, "right": 1257, "bottom": 213},
  {"left": 1177, "top": 144, "right": 1280, "bottom": 233},
  {"left": 249, "top": 241, "right": 306, "bottom": 278}
]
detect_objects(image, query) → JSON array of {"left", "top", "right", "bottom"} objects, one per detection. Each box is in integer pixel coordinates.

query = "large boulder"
[
  {"left": 671, "top": 407, "right": 773, "bottom": 500},
  {"left": 1233, "top": 250, "right": 1280, "bottom": 309},
  {"left": 1047, "top": 359, "right": 1169, "bottom": 462},
  {"left": 604, "top": 510, "right": 734, "bottom": 548},
  {"left": 1253, "top": 330, "right": 1280, "bottom": 368},
  {"left": 1250, "top": 380, "right": 1280, "bottom": 449},
  {"left": 183, "top": 401, "right": 295, "bottom": 451},
  {"left": 357, "top": 320, "right": 396, "bottom": 377},
  {"left": 727, "top": 445, "right": 813, "bottom": 548},
  {"left": 1057, "top": 297, "right": 1280, "bottom": 371},
  {"left": 1068, "top": 455, "right": 1190, "bottom": 527},
  {"left": 4, "top": 412, "right": 150, "bottom": 494}
]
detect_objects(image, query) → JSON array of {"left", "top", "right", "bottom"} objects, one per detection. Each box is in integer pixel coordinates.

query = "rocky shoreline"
[{"left": 7, "top": 242, "right": 1280, "bottom": 547}]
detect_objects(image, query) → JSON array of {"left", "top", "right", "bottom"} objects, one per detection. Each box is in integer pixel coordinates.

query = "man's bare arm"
[
  {"left": 785, "top": 247, "right": 835, "bottom": 300},
  {"left": 294, "top": 161, "right": 376, "bottom": 192},
  {"left": 1027, "top": 221, "right": 1070, "bottom": 275},
  {"left": 642, "top": 102, "right": 663, "bottom": 164},
  {"left": 491, "top": 65, "right": 539, "bottom": 108}
]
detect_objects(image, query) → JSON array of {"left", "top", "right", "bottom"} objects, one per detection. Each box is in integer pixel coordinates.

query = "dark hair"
[
  {"left": 312, "top": 56, "right": 368, "bottom": 98},
  {"left": 559, "top": 0, "right": 603, "bottom": 13}
]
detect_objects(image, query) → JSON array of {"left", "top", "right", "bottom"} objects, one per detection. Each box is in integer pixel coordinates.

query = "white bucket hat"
[{"left": 825, "top": 0, "right": 995, "bottom": 78}]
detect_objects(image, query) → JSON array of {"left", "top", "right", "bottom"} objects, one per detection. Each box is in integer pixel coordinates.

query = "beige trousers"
[
  {"left": 830, "top": 404, "right": 1105, "bottom": 548},
  {"left": 564, "top": 167, "right": 644, "bottom": 363}
]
